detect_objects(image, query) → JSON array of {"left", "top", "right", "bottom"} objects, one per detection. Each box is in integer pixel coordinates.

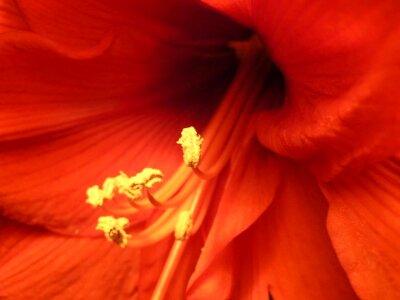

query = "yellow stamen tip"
[
  {"left": 96, "top": 216, "right": 131, "bottom": 248},
  {"left": 174, "top": 211, "right": 193, "bottom": 241},
  {"left": 177, "top": 126, "right": 203, "bottom": 168},
  {"left": 130, "top": 168, "right": 164, "bottom": 189},
  {"left": 121, "top": 168, "right": 163, "bottom": 201},
  {"left": 102, "top": 177, "right": 116, "bottom": 200},
  {"left": 86, "top": 185, "right": 104, "bottom": 207},
  {"left": 114, "top": 172, "right": 136, "bottom": 198}
]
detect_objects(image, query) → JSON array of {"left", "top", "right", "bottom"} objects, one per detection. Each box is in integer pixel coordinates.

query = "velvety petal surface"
[
  {"left": 0, "top": 0, "right": 246, "bottom": 233},
  {"left": 0, "top": 217, "right": 139, "bottom": 299},
  {"left": 189, "top": 160, "right": 358, "bottom": 299},
  {"left": 322, "top": 154, "right": 400, "bottom": 299},
  {"left": 203, "top": 0, "right": 400, "bottom": 179}
]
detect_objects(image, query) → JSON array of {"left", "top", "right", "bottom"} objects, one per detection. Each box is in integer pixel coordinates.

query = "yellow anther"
[
  {"left": 86, "top": 169, "right": 163, "bottom": 206},
  {"left": 130, "top": 168, "right": 164, "bottom": 189},
  {"left": 118, "top": 168, "right": 163, "bottom": 201},
  {"left": 86, "top": 185, "right": 105, "bottom": 207},
  {"left": 174, "top": 211, "right": 193, "bottom": 241},
  {"left": 177, "top": 126, "right": 203, "bottom": 168},
  {"left": 114, "top": 171, "right": 133, "bottom": 195},
  {"left": 102, "top": 177, "right": 116, "bottom": 200},
  {"left": 96, "top": 216, "right": 131, "bottom": 248},
  {"left": 86, "top": 176, "right": 118, "bottom": 207}
]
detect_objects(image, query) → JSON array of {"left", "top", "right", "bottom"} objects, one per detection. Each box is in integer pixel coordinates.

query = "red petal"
[
  {"left": 0, "top": 36, "right": 234, "bottom": 233},
  {"left": 188, "top": 244, "right": 235, "bottom": 299},
  {"left": 0, "top": 30, "right": 236, "bottom": 140},
  {"left": 199, "top": 0, "right": 252, "bottom": 28},
  {"left": 17, "top": 0, "right": 248, "bottom": 50},
  {"left": 137, "top": 238, "right": 173, "bottom": 299},
  {"left": 0, "top": 1, "right": 243, "bottom": 232},
  {"left": 190, "top": 161, "right": 358, "bottom": 299},
  {"left": 188, "top": 140, "right": 283, "bottom": 289},
  {"left": 0, "top": 218, "right": 139, "bottom": 298},
  {"left": 322, "top": 154, "right": 400, "bottom": 299},
  {"left": 1, "top": 0, "right": 247, "bottom": 140},
  {"left": 203, "top": 0, "right": 400, "bottom": 178}
]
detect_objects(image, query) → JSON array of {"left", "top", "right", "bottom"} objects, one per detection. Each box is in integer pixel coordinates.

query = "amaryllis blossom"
[{"left": 1, "top": 0, "right": 400, "bottom": 299}]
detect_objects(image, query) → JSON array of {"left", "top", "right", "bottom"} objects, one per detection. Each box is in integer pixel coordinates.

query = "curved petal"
[
  {"left": 0, "top": 35, "right": 235, "bottom": 234},
  {"left": 257, "top": 27, "right": 400, "bottom": 179},
  {"left": 322, "top": 154, "right": 400, "bottom": 299},
  {"left": 16, "top": 0, "right": 249, "bottom": 49},
  {"left": 0, "top": 217, "right": 139, "bottom": 299},
  {"left": 188, "top": 140, "right": 283, "bottom": 288},
  {"left": 203, "top": 0, "right": 400, "bottom": 179},
  {"left": 0, "top": 0, "right": 245, "bottom": 233},
  {"left": 189, "top": 161, "right": 358, "bottom": 299},
  {"left": 0, "top": 30, "right": 236, "bottom": 140}
]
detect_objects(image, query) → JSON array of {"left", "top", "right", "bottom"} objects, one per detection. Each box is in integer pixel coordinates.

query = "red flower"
[{"left": 1, "top": 0, "right": 399, "bottom": 299}]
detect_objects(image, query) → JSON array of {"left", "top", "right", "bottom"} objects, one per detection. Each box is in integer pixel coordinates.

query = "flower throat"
[{"left": 84, "top": 36, "right": 270, "bottom": 300}]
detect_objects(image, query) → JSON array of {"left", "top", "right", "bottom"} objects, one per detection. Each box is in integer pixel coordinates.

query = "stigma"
[
  {"left": 96, "top": 216, "right": 131, "bottom": 248},
  {"left": 177, "top": 126, "right": 203, "bottom": 168}
]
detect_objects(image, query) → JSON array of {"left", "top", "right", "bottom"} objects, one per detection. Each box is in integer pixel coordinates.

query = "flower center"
[{"left": 85, "top": 35, "right": 270, "bottom": 299}]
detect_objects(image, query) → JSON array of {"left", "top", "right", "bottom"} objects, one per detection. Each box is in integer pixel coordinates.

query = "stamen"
[
  {"left": 174, "top": 210, "right": 193, "bottom": 241},
  {"left": 118, "top": 168, "right": 163, "bottom": 202},
  {"left": 86, "top": 185, "right": 104, "bottom": 207},
  {"left": 96, "top": 216, "right": 131, "bottom": 248},
  {"left": 83, "top": 35, "right": 270, "bottom": 299},
  {"left": 177, "top": 126, "right": 203, "bottom": 168},
  {"left": 146, "top": 189, "right": 168, "bottom": 208},
  {"left": 150, "top": 185, "right": 204, "bottom": 300},
  {"left": 86, "top": 176, "right": 119, "bottom": 207},
  {"left": 102, "top": 177, "right": 116, "bottom": 200},
  {"left": 130, "top": 168, "right": 164, "bottom": 188},
  {"left": 114, "top": 171, "right": 140, "bottom": 200}
]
